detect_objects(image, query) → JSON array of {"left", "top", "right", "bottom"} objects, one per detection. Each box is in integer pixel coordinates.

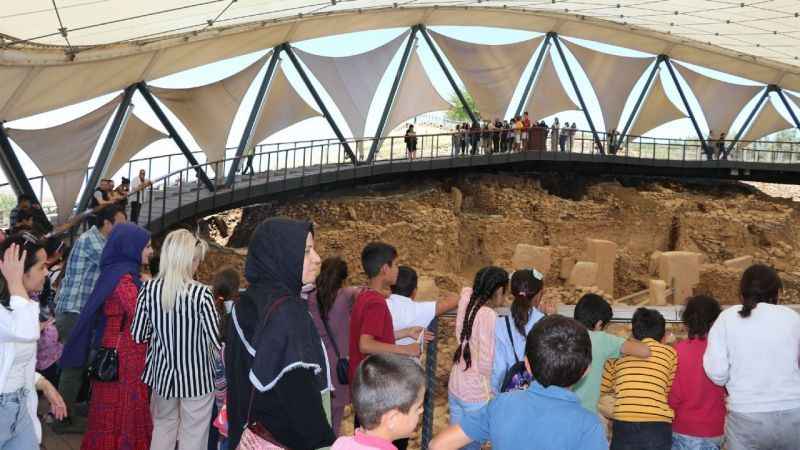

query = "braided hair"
[
  {"left": 739, "top": 264, "right": 782, "bottom": 318},
  {"left": 453, "top": 266, "right": 509, "bottom": 370},
  {"left": 510, "top": 269, "right": 544, "bottom": 336}
]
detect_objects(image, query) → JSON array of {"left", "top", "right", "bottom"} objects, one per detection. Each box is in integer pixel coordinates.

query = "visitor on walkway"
[
  {"left": 550, "top": 119, "right": 560, "bottom": 152},
  {"left": 569, "top": 122, "right": 577, "bottom": 152},
  {"left": 493, "top": 119, "right": 502, "bottom": 153},
  {"left": 225, "top": 218, "right": 334, "bottom": 449},
  {"left": 470, "top": 122, "right": 480, "bottom": 155},
  {"left": 448, "top": 266, "right": 508, "bottom": 450},
  {"left": 521, "top": 112, "right": 531, "bottom": 151},
  {"left": 704, "top": 131, "right": 716, "bottom": 161},
  {"left": 452, "top": 125, "right": 461, "bottom": 157},
  {"left": 131, "top": 229, "right": 221, "bottom": 450},
  {"left": 0, "top": 237, "right": 68, "bottom": 448},
  {"left": 10, "top": 194, "right": 51, "bottom": 234},
  {"left": 513, "top": 117, "right": 523, "bottom": 152},
  {"left": 241, "top": 145, "right": 256, "bottom": 176},
  {"left": 54, "top": 205, "right": 127, "bottom": 433},
  {"left": 668, "top": 295, "right": 725, "bottom": 450},
  {"left": 72, "top": 223, "right": 153, "bottom": 450},
  {"left": 129, "top": 169, "right": 150, "bottom": 224},
  {"left": 460, "top": 123, "right": 468, "bottom": 155},
  {"left": 716, "top": 132, "right": 726, "bottom": 160},
  {"left": 559, "top": 125, "right": 569, "bottom": 152},
  {"left": 405, "top": 125, "right": 417, "bottom": 160},
  {"left": 306, "top": 256, "right": 360, "bottom": 436},
  {"left": 703, "top": 264, "right": 800, "bottom": 449}
]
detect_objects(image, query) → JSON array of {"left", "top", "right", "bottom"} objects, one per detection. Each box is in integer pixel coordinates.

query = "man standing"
[
  {"left": 522, "top": 112, "right": 531, "bottom": 151},
  {"left": 52, "top": 205, "right": 127, "bottom": 433},
  {"left": 130, "top": 169, "right": 150, "bottom": 224}
]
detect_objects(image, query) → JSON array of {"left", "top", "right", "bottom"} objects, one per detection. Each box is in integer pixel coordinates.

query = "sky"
[{"left": 4, "top": 25, "right": 800, "bottom": 206}]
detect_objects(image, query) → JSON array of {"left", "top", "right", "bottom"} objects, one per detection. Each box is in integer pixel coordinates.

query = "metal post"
[
  {"left": 775, "top": 87, "right": 800, "bottom": 129},
  {"left": 724, "top": 86, "right": 772, "bottom": 158},
  {"left": 137, "top": 82, "right": 215, "bottom": 192},
  {"left": 77, "top": 84, "right": 136, "bottom": 212},
  {"left": 225, "top": 47, "right": 282, "bottom": 186},
  {"left": 663, "top": 57, "right": 709, "bottom": 153},
  {"left": 418, "top": 25, "right": 479, "bottom": 126},
  {"left": 515, "top": 34, "right": 552, "bottom": 118},
  {"left": 282, "top": 44, "right": 358, "bottom": 165},
  {"left": 551, "top": 33, "right": 604, "bottom": 154},
  {"left": 0, "top": 126, "right": 37, "bottom": 201},
  {"left": 619, "top": 56, "right": 664, "bottom": 146},
  {"left": 367, "top": 26, "right": 420, "bottom": 162},
  {"left": 420, "top": 316, "right": 439, "bottom": 450}
]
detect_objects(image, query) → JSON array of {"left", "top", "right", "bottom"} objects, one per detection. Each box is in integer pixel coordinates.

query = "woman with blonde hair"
[{"left": 131, "top": 229, "right": 221, "bottom": 450}]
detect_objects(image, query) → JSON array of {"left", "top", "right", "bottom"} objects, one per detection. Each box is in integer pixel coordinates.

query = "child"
[
  {"left": 209, "top": 266, "right": 240, "bottom": 450},
  {"left": 332, "top": 353, "right": 425, "bottom": 450},
  {"left": 572, "top": 294, "right": 650, "bottom": 413},
  {"left": 430, "top": 315, "right": 607, "bottom": 450},
  {"left": 601, "top": 307, "right": 677, "bottom": 450},
  {"left": 448, "top": 266, "right": 508, "bottom": 450},
  {"left": 669, "top": 295, "right": 725, "bottom": 449}
]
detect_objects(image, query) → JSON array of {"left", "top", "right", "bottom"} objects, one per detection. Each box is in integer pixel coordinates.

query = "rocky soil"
[{"left": 189, "top": 172, "right": 800, "bottom": 447}]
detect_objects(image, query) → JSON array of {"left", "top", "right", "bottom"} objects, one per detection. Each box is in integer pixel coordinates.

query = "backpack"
[{"left": 500, "top": 316, "right": 533, "bottom": 393}]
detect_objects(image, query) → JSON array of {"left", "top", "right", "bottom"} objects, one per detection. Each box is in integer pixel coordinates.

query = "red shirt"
[
  {"left": 668, "top": 338, "right": 726, "bottom": 437},
  {"left": 348, "top": 289, "right": 395, "bottom": 381}
]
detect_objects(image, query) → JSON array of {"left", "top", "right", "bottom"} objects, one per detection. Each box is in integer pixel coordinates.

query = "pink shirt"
[
  {"left": 332, "top": 429, "right": 397, "bottom": 450},
  {"left": 448, "top": 288, "right": 496, "bottom": 403},
  {"left": 668, "top": 338, "right": 726, "bottom": 437}
]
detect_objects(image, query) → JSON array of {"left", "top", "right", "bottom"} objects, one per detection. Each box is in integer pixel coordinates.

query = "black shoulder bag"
[
  {"left": 88, "top": 312, "right": 126, "bottom": 382},
  {"left": 321, "top": 316, "right": 349, "bottom": 385}
]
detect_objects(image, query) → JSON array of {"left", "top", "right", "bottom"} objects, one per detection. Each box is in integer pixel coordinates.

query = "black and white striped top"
[{"left": 131, "top": 278, "right": 221, "bottom": 398}]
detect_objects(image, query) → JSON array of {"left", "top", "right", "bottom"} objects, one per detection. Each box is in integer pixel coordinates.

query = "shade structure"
[
  {"left": 429, "top": 30, "right": 541, "bottom": 120},
  {"left": 524, "top": 51, "right": 580, "bottom": 122},
  {"left": 674, "top": 63, "right": 763, "bottom": 137},
  {"left": 629, "top": 73, "right": 688, "bottom": 137},
  {"left": 149, "top": 53, "right": 269, "bottom": 165},
  {"left": 385, "top": 49, "right": 452, "bottom": 135},
  {"left": 102, "top": 112, "right": 168, "bottom": 179},
  {"left": 294, "top": 31, "right": 409, "bottom": 139},
  {"left": 250, "top": 65, "right": 321, "bottom": 146},
  {"left": 7, "top": 96, "right": 121, "bottom": 222},
  {"left": 741, "top": 99, "right": 795, "bottom": 143},
  {"left": 563, "top": 40, "right": 653, "bottom": 131}
]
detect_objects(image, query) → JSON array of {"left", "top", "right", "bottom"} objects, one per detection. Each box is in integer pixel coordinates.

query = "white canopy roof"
[{"left": 3, "top": 5, "right": 800, "bottom": 121}]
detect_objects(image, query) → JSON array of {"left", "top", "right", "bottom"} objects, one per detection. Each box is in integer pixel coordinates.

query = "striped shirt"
[
  {"left": 601, "top": 338, "right": 677, "bottom": 423},
  {"left": 131, "top": 279, "right": 222, "bottom": 398}
]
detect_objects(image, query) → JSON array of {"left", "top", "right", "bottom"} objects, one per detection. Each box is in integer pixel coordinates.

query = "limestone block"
[
  {"left": 585, "top": 239, "right": 617, "bottom": 297},
  {"left": 511, "top": 244, "right": 552, "bottom": 275},
  {"left": 568, "top": 262, "right": 598, "bottom": 288},
  {"left": 451, "top": 187, "right": 463, "bottom": 214},
  {"left": 649, "top": 251, "right": 662, "bottom": 275},
  {"left": 416, "top": 276, "right": 440, "bottom": 300},
  {"left": 560, "top": 256, "right": 576, "bottom": 280},
  {"left": 724, "top": 255, "right": 754, "bottom": 272},
  {"left": 649, "top": 279, "right": 668, "bottom": 306},
  {"left": 658, "top": 251, "right": 702, "bottom": 304}
]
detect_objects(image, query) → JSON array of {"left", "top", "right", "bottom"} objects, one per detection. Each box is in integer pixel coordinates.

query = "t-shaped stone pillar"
[
  {"left": 657, "top": 251, "right": 702, "bottom": 304},
  {"left": 511, "top": 244, "right": 552, "bottom": 277},
  {"left": 585, "top": 239, "right": 617, "bottom": 298}
]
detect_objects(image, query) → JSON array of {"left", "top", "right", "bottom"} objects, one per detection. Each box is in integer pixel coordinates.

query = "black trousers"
[
  {"left": 130, "top": 201, "right": 141, "bottom": 224},
  {"left": 610, "top": 420, "right": 671, "bottom": 450}
]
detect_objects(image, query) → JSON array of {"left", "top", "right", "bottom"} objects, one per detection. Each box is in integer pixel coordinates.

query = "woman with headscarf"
[
  {"left": 61, "top": 224, "right": 152, "bottom": 450},
  {"left": 226, "top": 218, "right": 334, "bottom": 449}
]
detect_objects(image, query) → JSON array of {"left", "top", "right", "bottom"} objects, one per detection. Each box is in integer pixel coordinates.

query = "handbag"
[
  {"left": 500, "top": 316, "right": 533, "bottom": 393},
  {"left": 321, "top": 316, "right": 349, "bottom": 385},
  {"left": 87, "top": 312, "right": 126, "bottom": 382}
]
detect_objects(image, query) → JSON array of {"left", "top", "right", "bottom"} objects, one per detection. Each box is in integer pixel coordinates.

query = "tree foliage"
[{"left": 447, "top": 92, "right": 479, "bottom": 122}]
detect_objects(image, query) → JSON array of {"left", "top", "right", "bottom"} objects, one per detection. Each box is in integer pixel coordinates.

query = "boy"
[
  {"left": 601, "top": 308, "right": 677, "bottom": 450},
  {"left": 430, "top": 316, "right": 607, "bottom": 450},
  {"left": 573, "top": 294, "right": 651, "bottom": 413},
  {"left": 333, "top": 354, "right": 425, "bottom": 450},
  {"left": 388, "top": 266, "right": 458, "bottom": 348}
]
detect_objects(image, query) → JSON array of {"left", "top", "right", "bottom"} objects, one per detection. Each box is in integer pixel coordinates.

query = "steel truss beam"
[
  {"left": 663, "top": 57, "right": 709, "bottom": 156},
  {"left": 514, "top": 33, "right": 552, "bottom": 119}
]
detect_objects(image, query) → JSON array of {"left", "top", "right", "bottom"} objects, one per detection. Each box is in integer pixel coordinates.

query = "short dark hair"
[
  {"left": 361, "top": 242, "right": 397, "bottom": 279},
  {"left": 632, "top": 307, "right": 666, "bottom": 341},
  {"left": 16, "top": 194, "right": 33, "bottom": 205},
  {"left": 212, "top": 267, "right": 240, "bottom": 300},
  {"left": 574, "top": 294, "right": 612, "bottom": 330},
  {"left": 352, "top": 354, "right": 424, "bottom": 430},
  {"left": 391, "top": 266, "right": 418, "bottom": 297},
  {"left": 739, "top": 264, "right": 782, "bottom": 318},
  {"left": 44, "top": 237, "right": 64, "bottom": 258},
  {"left": 96, "top": 205, "right": 125, "bottom": 227},
  {"left": 525, "top": 315, "right": 591, "bottom": 388},
  {"left": 682, "top": 295, "right": 721, "bottom": 339}
]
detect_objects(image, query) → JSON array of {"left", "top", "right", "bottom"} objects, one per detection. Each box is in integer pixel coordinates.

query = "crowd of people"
[{"left": 1, "top": 203, "right": 799, "bottom": 450}]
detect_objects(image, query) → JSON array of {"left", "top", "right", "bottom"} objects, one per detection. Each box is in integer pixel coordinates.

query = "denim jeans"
[
  {"left": 610, "top": 421, "right": 671, "bottom": 450},
  {"left": 726, "top": 407, "right": 800, "bottom": 450},
  {"left": 671, "top": 432, "right": 723, "bottom": 450},
  {"left": 0, "top": 389, "right": 37, "bottom": 450},
  {"left": 448, "top": 394, "right": 487, "bottom": 450}
]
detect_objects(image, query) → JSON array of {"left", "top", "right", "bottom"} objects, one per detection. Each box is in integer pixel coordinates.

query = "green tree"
[{"left": 447, "top": 91, "right": 479, "bottom": 122}]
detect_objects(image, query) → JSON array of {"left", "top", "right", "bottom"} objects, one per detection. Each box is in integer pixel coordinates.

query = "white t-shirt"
[{"left": 386, "top": 294, "right": 437, "bottom": 345}]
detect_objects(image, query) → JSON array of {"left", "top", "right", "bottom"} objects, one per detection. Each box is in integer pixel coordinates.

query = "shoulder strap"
[
  {"left": 504, "top": 316, "right": 520, "bottom": 364},
  {"left": 320, "top": 316, "right": 341, "bottom": 359}
]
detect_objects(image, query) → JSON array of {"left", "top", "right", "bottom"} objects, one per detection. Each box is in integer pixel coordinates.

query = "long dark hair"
[
  {"left": 739, "top": 264, "right": 782, "bottom": 318},
  {"left": 315, "top": 256, "right": 348, "bottom": 320},
  {"left": 510, "top": 269, "right": 544, "bottom": 336},
  {"left": 453, "top": 266, "right": 509, "bottom": 370},
  {"left": 0, "top": 233, "right": 44, "bottom": 309}
]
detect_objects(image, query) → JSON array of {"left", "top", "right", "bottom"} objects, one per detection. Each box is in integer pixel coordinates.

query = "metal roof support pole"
[
  {"left": 418, "top": 24, "right": 479, "bottom": 127},
  {"left": 663, "top": 56, "right": 709, "bottom": 155},
  {"left": 724, "top": 86, "right": 772, "bottom": 158},
  {"left": 514, "top": 33, "right": 552, "bottom": 118},
  {"left": 282, "top": 44, "right": 358, "bottom": 165},
  {"left": 367, "top": 26, "right": 420, "bottom": 163},
  {"left": 0, "top": 125, "right": 47, "bottom": 227},
  {"left": 619, "top": 56, "right": 664, "bottom": 146},
  {"left": 775, "top": 87, "right": 800, "bottom": 129},
  {"left": 226, "top": 47, "right": 282, "bottom": 186},
  {"left": 551, "top": 33, "right": 604, "bottom": 154},
  {"left": 136, "top": 82, "right": 216, "bottom": 192},
  {"left": 77, "top": 84, "right": 136, "bottom": 212}
]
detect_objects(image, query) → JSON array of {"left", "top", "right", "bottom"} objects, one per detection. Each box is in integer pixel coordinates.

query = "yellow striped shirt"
[{"left": 600, "top": 338, "right": 677, "bottom": 423}]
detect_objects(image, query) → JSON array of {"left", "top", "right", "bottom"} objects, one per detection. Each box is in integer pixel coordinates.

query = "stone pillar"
[
  {"left": 585, "top": 239, "right": 617, "bottom": 298},
  {"left": 568, "top": 262, "right": 598, "bottom": 289},
  {"left": 511, "top": 244, "right": 552, "bottom": 276},
  {"left": 649, "top": 279, "right": 668, "bottom": 306},
  {"left": 658, "top": 251, "right": 702, "bottom": 304}
]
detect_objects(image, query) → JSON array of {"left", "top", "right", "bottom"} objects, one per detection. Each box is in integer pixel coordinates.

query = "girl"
[{"left": 448, "top": 266, "right": 509, "bottom": 450}]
